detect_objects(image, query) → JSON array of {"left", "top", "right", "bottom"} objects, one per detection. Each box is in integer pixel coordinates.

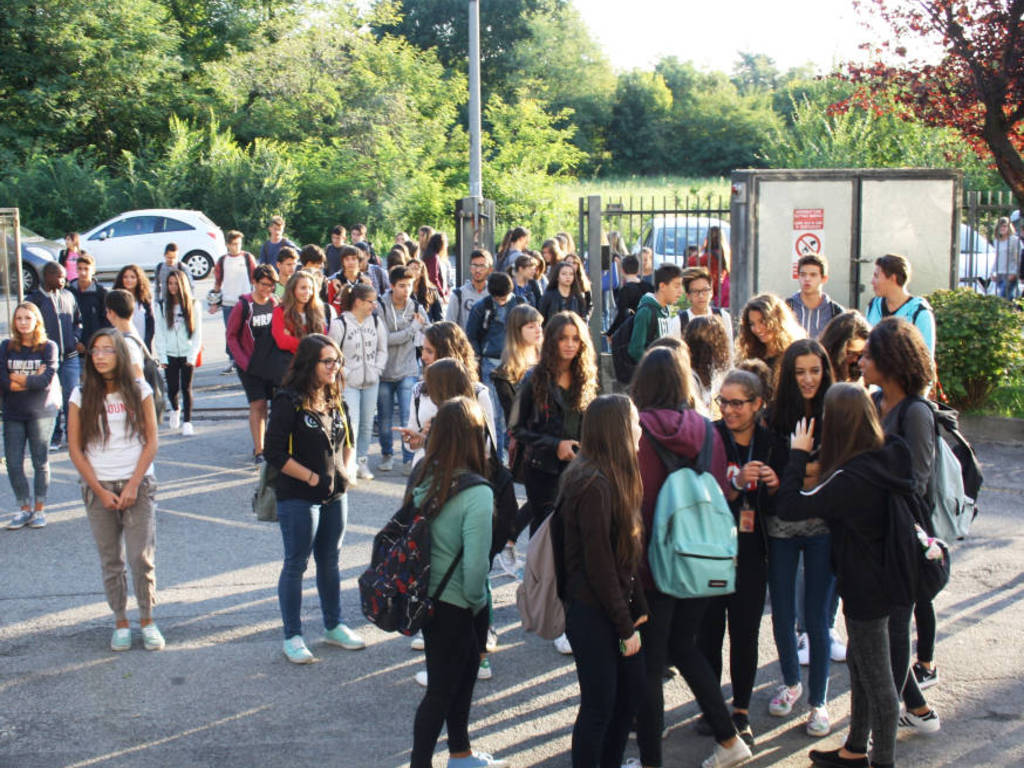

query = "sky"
[{"left": 571, "top": 0, "right": 878, "bottom": 75}]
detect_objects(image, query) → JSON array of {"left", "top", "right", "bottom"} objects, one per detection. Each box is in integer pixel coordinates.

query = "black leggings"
[
  {"left": 637, "top": 592, "right": 735, "bottom": 767},
  {"left": 524, "top": 464, "right": 560, "bottom": 536},
  {"left": 411, "top": 601, "right": 488, "bottom": 768},
  {"left": 888, "top": 604, "right": 927, "bottom": 710},
  {"left": 698, "top": 541, "right": 768, "bottom": 711},
  {"left": 165, "top": 356, "right": 194, "bottom": 421},
  {"left": 915, "top": 599, "right": 936, "bottom": 664}
]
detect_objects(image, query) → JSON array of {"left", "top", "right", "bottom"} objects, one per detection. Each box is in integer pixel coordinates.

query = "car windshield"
[{"left": 18, "top": 227, "right": 46, "bottom": 242}]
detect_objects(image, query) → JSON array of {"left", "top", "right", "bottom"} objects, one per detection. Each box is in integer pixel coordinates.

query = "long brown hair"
[
  {"left": 163, "top": 267, "right": 196, "bottom": 336},
  {"left": 9, "top": 302, "right": 48, "bottom": 352},
  {"left": 424, "top": 358, "right": 474, "bottom": 405},
  {"left": 114, "top": 264, "right": 153, "bottom": 305},
  {"left": 631, "top": 345, "right": 695, "bottom": 412},
  {"left": 496, "top": 304, "right": 543, "bottom": 384},
  {"left": 281, "top": 333, "right": 345, "bottom": 411},
  {"left": 282, "top": 269, "right": 326, "bottom": 340},
  {"left": 818, "top": 383, "right": 885, "bottom": 482},
  {"left": 560, "top": 395, "right": 643, "bottom": 567},
  {"left": 406, "top": 396, "right": 488, "bottom": 516},
  {"left": 77, "top": 330, "right": 145, "bottom": 450},
  {"left": 423, "top": 322, "right": 479, "bottom": 385},
  {"left": 407, "top": 257, "right": 439, "bottom": 308},
  {"left": 737, "top": 293, "right": 804, "bottom": 364},
  {"left": 820, "top": 310, "right": 870, "bottom": 382},
  {"left": 532, "top": 311, "right": 597, "bottom": 414},
  {"left": 685, "top": 315, "right": 732, "bottom": 389}
]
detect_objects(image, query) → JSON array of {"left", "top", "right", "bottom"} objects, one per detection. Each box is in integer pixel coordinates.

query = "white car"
[
  {"left": 958, "top": 222, "right": 996, "bottom": 293},
  {"left": 82, "top": 209, "right": 225, "bottom": 280},
  {"left": 634, "top": 215, "right": 731, "bottom": 268}
]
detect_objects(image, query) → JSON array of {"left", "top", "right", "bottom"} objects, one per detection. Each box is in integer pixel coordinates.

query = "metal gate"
[
  {"left": 961, "top": 189, "right": 1019, "bottom": 293},
  {"left": 0, "top": 208, "right": 26, "bottom": 336}
]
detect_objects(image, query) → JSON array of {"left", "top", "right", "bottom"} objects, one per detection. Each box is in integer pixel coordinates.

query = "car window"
[
  {"left": 100, "top": 216, "right": 160, "bottom": 239},
  {"left": 158, "top": 217, "right": 194, "bottom": 233}
]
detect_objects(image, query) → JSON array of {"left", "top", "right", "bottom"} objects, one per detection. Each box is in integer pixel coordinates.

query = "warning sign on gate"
[{"left": 792, "top": 209, "right": 825, "bottom": 277}]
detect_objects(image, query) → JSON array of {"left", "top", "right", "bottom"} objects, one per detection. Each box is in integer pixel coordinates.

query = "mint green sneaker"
[
  {"left": 141, "top": 623, "right": 165, "bottom": 651},
  {"left": 283, "top": 635, "right": 315, "bottom": 664},
  {"left": 324, "top": 623, "right": 366, "bottom": 650},
  {"left": 110, "top": 627, "right": 132, "bottom": 652}
]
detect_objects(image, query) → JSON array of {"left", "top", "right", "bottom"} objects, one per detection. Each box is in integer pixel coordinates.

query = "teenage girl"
[
  {"left": 421, "top": 232, "right": 451, "bottom": 301},
  {"left": 685, "top": 315, "right": 733, "bottom": 419},
  {"left": 114, "top": 264, "right": 156, "bottom": 351},
  {"left": 68, "top": 330, "right": 161, "bottom": 652},
  {"left": 2, "top": 302, "right": 60, "bottom": 529},
  {"left": 563, "top": 252, "right": 594, "bottom": 321},
  {"left": 406, "top": 258, "right": 444, "bottom": 323},
  {"left": 271, "top": 270, "right": 328, "bottom": 383},
  {"left": 539, "top": 262, "right": 588, "bottom": 325},
  {"left": 154, "top": 267, "right": 202, "bottom": 435},
  {"left": 736, "top": 294, "right": 805, "bottom": 373},
  {"left": 58, "top": 232, "right": 82, "bottom": 282},
  {"left": 560, "top": 394, "right": 647, "bottom": 768},
  {"left": 819, "top": 310, "right": 870, "bottom": 383}
]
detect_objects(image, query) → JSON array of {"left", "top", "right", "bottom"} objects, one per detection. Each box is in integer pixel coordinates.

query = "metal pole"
[{"left": 467, "top": 0, "right": 483, "bottom": 199}]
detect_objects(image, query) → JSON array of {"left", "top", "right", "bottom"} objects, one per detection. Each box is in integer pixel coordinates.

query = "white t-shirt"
[
  {"left": 407, "top": 380, "right": 497, "bottom": 464},
  {"left": 70, "top": 380, "right": 155, "bottom": 481},
  {"left": 220, "top": 254, "right": 251, "bottom": 305}
]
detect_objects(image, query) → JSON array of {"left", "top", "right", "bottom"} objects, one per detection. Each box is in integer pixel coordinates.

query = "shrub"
[{"left": 928, "top": 289, "right": 1024, "bottom": 411}]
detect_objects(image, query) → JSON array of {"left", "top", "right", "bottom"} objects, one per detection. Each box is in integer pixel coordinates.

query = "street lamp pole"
[{"left": 468, "top": 0, "right": 482, "bottom": 199}]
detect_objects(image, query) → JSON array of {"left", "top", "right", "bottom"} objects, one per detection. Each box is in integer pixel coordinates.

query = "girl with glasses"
[{"left": 819, "top": 311, "right": 871, "bottom": 384}]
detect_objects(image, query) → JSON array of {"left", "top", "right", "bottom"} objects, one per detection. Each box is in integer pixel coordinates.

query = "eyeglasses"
[
  {"left": 319, "top": 357, "right": 342, "bottom": 368},
  {"left": 715, "top": 396, "right": 755, "bottom": 409},
  {"left": 257, "top": 281, "right": 276, "bottom": 289},
  {"left": 469, "top": 262, "right": 489, "bottom": 270},
  {"left": 90, "top": 348, "right": 117, "bottom": 358},
  {"left": 688, "top": 288, "right": 713, "bottom": 296}
]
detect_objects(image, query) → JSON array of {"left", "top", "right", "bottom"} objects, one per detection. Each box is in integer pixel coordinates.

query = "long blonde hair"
[
  {"left": 282, "top": 269, "right": 326, "bottom": 340},
  {"left": 9, "top": 302, "right": 48, "bottom": 352},
  {"left": 496, "top": 304, "right": 543, "bottom": 384}
]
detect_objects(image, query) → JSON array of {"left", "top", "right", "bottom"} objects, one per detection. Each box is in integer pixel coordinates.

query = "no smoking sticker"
[{"left": 795, "top": 232, "right": 822, "bottom": 257}]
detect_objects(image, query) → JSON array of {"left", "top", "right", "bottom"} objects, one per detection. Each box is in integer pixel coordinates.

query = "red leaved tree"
[{"left": 845, "top": 0, "right": 1024, "bottom": 206}]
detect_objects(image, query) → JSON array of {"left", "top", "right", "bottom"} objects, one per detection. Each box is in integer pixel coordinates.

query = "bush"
[{"left": 928, "top": 289, "right": 1024, "bottom": 411}]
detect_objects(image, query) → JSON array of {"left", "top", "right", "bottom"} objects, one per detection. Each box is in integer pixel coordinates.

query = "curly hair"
[
  {"left": 685, "top": 315, "right": 732, "bottom": 389},
  {"left": 820, "top": 310, "right": 871, "bottom": 382},
  {"left": 533, "top": 311, "right": 597, "bottom": 414},
  {"left": 866, "top": 317, "right": 935, "bottom": 396},
  {"left": 114, "top": 264, "right": 153, "bottom": 306},
  {"left": 737, "top": 293, "right": 805, "bottom": 365},
  {"left": 423, "top": 321, "right": 479, "bottom": 385}
]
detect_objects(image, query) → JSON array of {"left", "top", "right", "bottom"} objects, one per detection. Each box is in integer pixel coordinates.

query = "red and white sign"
[
  {"left": 793, "top": 209, "right": 824, "bottom": 230},
  {"left": 792, "top": 209, "right": 825, "bottom": 277}
]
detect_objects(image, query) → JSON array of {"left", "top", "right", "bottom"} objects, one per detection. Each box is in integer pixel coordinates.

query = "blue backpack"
[{"left": 645, "top": 419, "right": 737, "bottom": 599}]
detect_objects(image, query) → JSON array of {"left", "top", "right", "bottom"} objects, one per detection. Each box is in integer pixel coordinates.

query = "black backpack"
[
  {"left": 123, "top": 333, "right": 166, "bottom": 421},
  {"left": 610, "top": 309, "right": 658, "bottom": 385},
  {"left": 883, "top": 489, "right": 951, "bottom": 608}
]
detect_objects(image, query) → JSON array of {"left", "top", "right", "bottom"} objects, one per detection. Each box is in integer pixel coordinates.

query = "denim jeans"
[
  {"left": 995, "top": 276, "right": 1019, "bottom": 300},
  {"left": 3, "top": 416, "right": 55, "bottom": 506},
  {"left": 480, "top": 356, "right": 507, "bottom": 463},
  {"left": 769, "top": 533, "right": 835, "bottom": 707},
  {"left": 276, "top": 495, "right": 347, "bottom": 639},
  {"left": 221, "top": 304, "right": 235, "bottom": 360},
  {"left": 52, "top": 354, "right": 81, "bottom": 443},
  {"left": 343, "top": 383, "right": 380, "bottom": 459},
  {"left": 377, "top": 376, "right": 415, "bottom": 463}
]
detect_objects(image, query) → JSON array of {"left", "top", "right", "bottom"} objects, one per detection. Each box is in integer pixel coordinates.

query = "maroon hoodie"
[{"left": 638, "top": 409, "right": 730, "bottom": 592}]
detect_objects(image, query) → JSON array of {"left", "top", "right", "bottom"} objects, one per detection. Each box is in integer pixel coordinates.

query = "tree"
[
  {"left": 846, "top": 0, "right": 1024, "bottom": 206},
  {"left": 732, "top": 52, "right": 780, "bottom": 94},
  {"left": 606, "top": 71, "right": 673, "bottom": 175}
]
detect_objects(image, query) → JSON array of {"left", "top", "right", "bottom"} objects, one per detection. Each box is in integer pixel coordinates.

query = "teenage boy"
[
  {"left": 628, "top": 263, "right": 683, "bottom": 363},
  {"left": 866, "top": 253, "right": 936, "bottom": 355},
  {"left": 104, "top": 289, "right": 147, "bottom": 380},
  {"left": 154, "top": 243, "right": 194, "bottom": 308},
  {"left": 785, "top": 254, "right": 844, "bottom": 339},
  {"left": 274, "top": 246, "right": 298, "bottom": 298},
  {"left": 28, "top": 262, "right": 82, "bottom": 449},
  {"left": 325, "top": 225, "right": 347, "bottom": 275},
  {"left": 606, "top": 254, "right": 654, "bottom": 336},
  {"left": 677, "top": 266, "right": 733, "bottom": 344},
  {"left": 355, "top": 242, "right": 389, "bottom": 295},
  {"left": 467, "top": 272, "right": 522, "bottom": 462},
  {"left": 212, "top": 231, "right": 258, "bottom": 374},
  {"left": 446, "top": 249, "right": 493, "bottom": 329},
  {"left": 258, "top": 215, "right": 298, "bottom": 266},
  {"left": 299, "top": 244, "right": 331, "bottom": 309},
  {"left": 377, "top": 266, "right": 425, "bottom": 474},
  {"left": 68, "top": 253, "right": 110, "bottom": 348},
  {"left": 350, "top": 223, "right": 377, "bottom": 265},
  {"left": 511, "top": 254, "right": 542, "bottom": 307}
]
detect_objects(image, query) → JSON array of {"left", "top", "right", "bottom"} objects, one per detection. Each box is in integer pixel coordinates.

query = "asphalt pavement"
[{"left": 1, "top": 308, "right": 1023, "bottom": 768}]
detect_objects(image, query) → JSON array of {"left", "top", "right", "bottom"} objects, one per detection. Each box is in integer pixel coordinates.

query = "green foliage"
[
  {"left": 928, "top": 289, "right": 1024, "bottom": 411},
  {"left": 606, "top": 71, "right": 673, "bottom": 175}
]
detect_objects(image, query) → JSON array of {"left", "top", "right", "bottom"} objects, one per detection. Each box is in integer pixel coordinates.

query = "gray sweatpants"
[
  {"left": 83, "top": 476, "right": 158, "bottom": 622},
  {"left": 845, "top": 614, "right": 900, "bottom": 765}
]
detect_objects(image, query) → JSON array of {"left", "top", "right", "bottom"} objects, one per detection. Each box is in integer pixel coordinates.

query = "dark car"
[{"left": 2, "top": 227, "right": 59, "bottom": 295}]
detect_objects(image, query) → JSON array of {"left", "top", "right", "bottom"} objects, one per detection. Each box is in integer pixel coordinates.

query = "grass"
[
  {"left": 555, "top": 175, "right": 731, "bottom": 207},
  {"left": 969, "top": 383, "right": 1024, "bottom": 419}
]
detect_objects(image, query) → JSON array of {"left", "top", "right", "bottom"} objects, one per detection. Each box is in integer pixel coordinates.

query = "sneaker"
[
  {"left": 497, "top": 544, "right": 518, "bottom": 577},
  {"left": 830, "top": 630, "right": 847, "bottom": 662},
  {"left": 797, "top": 632, "right": 810, "bottom": 666},
  {"left": 622, "top": 760, "right": 642, "bottom": 768},
  {"left": 732, "top": 712, "right": 754, "bottom": 747},
  {"left": 181, "top": 421, "right": 195, "bottom": 436},
  {"left": 49, "top": 441, "right": 61, "bottom": 453},
  {"left": 110, "top": 627, "right": 132, "bottom": 652},
  {"left": 913, "top": 661, "right": 939, "bottom": 689},
  {"left": 808, "top": 748, "right": 869, "bottom": 767},
  {"left": 28, "top": 512, "right": 46, "bottom": 529},
  {"left": 806, "top": 705, "right": 831, "bottom": 737},
  {"left": 356, "top": 457, "right": 374, "bottom": 480},
  {"left": 769, "top": 682, "right": 803, "bottom": 716},
  {"left": 447, "top": 752, "right": 508, "bottom": 767},
  {"left": 6, "top": 510, "right": 34, "bottom": 530},
  {"left": 253, "top": 452, "right": 265, "bottom": 465},
  {"left": 324, "top": 623, "right": 366, "bottom": 650},
  {"left": 399, "top": 460, "right": 413, "bottom": 476},
  {"left": 478, "top": 657, "right": 492, "bottom": 680},
  {"left": 410, "top": 631, "right": 425, "bottom": 651},
  {"left": 486, "top": 627, "right": 498, "bottom": 653},
  {"left": 169, "top": 409, "right": 181, "bottom": 430},
  {"left": 141, "top": 623, "right": 165, "bottom": 650},
  {"left": 283, "top": 635, "right": 315, "bottom": 664},
  {"left": 415, "top": 669, "right": 428, "bottom": 687},
  {"left": 221, "top": 362, "right": 235, "bottom": 375},
  {"left": 701, "top": 737, "right": 752, "bottom": 768},
  {"left": 898, "top": 706, "right": 941, "bottom": 734},
  {"left": 378, "top": 454, "right": 394, "bottom": 472},
  {"left": 553, "top": 632, "right": 573, "bottom": 655}
]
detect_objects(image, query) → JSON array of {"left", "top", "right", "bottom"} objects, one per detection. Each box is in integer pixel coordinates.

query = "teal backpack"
[{"left": 646, "top": 419, "right": 737, "bottom": 599}]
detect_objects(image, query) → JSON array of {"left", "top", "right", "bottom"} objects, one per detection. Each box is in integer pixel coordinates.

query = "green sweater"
[
  {"left": 413, "top": 480, "right": 493, "bottom": 613},
  {"left": 628, "top": 292, "right": 672, "bottom": 362}
]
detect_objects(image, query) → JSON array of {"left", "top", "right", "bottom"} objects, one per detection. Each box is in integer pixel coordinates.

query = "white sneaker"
[
  {"left": 168, "top": 410, "right": 181, "bottom": 430},
  {"left": 622, "top": 759, "right": 642, "bottom": 768},
  {"left": 415, "top": 669, "right": 428, "bottom": 687},
  {"left": 410, "top": 631, "right": 425, "bottom": 651},
  {"left": 141, "top": 623, "right": 166, "bottom": 651},
  {"left": 356, "top": 457, "right": 374, "bottom": 480},
  {"left": 497, "top": 544, "right": 518, "bottom": 577},
  {"left": 797, "top": 632, "right": 810, "bottom": 666},
  {"left": 478, "top": 657, "right": 493, "bottom": 679},
  {"left": 806, "top": 705, "right": 831, "bottom": 737},
  {"left": 283, "top": 636, "right": 315, "bottom": 664},
  {"left": 378, "top": 455, "right": 394, "bottom": 472},
  {"left": 829, "top": 630, "right": 847, "bottom": 662},
  {"left": 486, "top": 627, "right": 498, "bottom": 653},
  {"left": 898, "top": 706, "right": 941, "bottom": 734},
  {"left": 554, "top": 633, "right": 573, "bottom": 655},
  {"left": 701, "top": 737, "right": 752, "bottom": 768},
  {"left": 769, "top": 682, "right": 803, "bottom": 716},
  {"left": 181, "top": 421, "right": 194, "bottom": 436}
]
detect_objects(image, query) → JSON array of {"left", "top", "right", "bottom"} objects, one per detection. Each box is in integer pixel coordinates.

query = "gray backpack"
[{"left": 515, "top": 508, "right": 565, "bottom": 640}]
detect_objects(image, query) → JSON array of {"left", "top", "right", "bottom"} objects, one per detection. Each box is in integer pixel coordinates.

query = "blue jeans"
[
  {"left": 769, "top": 534, "right": 835, "bottom": 707},
  {"left": 4, "top": 416, "right": 55, "bottom": 507},
  {"left": 52, "top": 354, "right": 81, "bottom": 443},
  {"left": 797, "top": 552, "right": 841, "bottom": 632},
  {"left": 343, "top": 383, "right": 380, "bottom": 459},
  {"left": 276, "top": 495, "right": 347, "bottom": 639},
  {"left": 221, "top": 304, "right": 235, "bottom": 360},
  {"left": 996, "top": 276, "right": 1019, "bottom": 300},
  {"left": 377, "top": 376, "right": 415, "bottom": 463},
  {"left": 480, "top": 357, "right": 506, "bottom": 463}
]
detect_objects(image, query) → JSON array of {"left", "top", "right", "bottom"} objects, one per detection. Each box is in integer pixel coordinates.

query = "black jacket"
[
  {"left": 68, "top": 279, "right": 111, "bottom": 345},
  {"left": 607, "top": 280, "right": 654, "bottom": 336},
  {"left": 538, "top": 287, "right": 590, "bottom": 325},
  {"left": 508, "top": 368, "right": 580, "bottom": 475},
  {"left": 264, "top": 389, "right": 353, "bottom": 503},
  {"left": 27, "top": 288, "right": 82, "bottom": 358},
  {"left": 775, "top": 437, "right": 915, "bottom": 620}
]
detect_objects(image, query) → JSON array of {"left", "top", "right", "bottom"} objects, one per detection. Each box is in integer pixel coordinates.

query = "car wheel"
[
  {"left": 182, "top": 250, "right": 214, "bottom": 280},
  {"left": 20, "top": 264, "right": 38, "bottom": 295}
]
